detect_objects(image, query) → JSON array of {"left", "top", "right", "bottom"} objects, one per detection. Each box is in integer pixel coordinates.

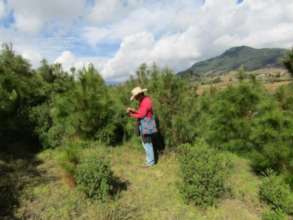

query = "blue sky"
[{"left": 0, "top": 0, "right": 292, "bottom": 82}]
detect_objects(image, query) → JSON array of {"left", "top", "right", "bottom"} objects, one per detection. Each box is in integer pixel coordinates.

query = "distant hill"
[{"left": 178, "top": 46, "right": 287, "bottom": 77}]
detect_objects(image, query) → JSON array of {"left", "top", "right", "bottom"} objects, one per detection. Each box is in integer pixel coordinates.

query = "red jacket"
[{"left": 130, "top": 96, "right": 153, "bottom": 119}]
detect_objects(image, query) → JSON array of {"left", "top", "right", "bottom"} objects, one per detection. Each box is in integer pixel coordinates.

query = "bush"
[
  {"left": 282, "top": 48, "right": 293, "bottom": 77},
  {"left": 178, "top": 141, "right": 232, "bottom": 207},
  {"left": 259, "top": 172, "right": 293, "bottom": 214},
  {"left": 284, "top": 173, "right": 293, "bottom": 190},
  {"left": 195, "top": 80, "right": 293, "bottom": 176},
  {"left": 57, "top": 144, "right": 82, "bottom": 175},
  {"left": 275, "top": 84, "right": 293, "bottom": 111},
  {"left": 249, "top": 102, "right": 293, "bottom": 173},
  {"left": 199, "top": 81, "right": 265, "bottom": 152},
  {"left": 75, "top": 156, "right": 114, "bottom": 201},
  {"left": 39, "top": 65, "right": 125, "bottom": 147},
  {"left": 0, "top": 44, "right": 49, "bottom": 142},
  {"left": 262, "top": 209, "right": 287, "bottom": 220}
]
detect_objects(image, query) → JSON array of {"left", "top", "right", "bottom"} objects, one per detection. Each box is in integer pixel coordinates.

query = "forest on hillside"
[{"left": 1, "top": 44, "right": 293, "bottom": 220}]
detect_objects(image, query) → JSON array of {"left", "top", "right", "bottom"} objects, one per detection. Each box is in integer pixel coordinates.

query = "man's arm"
[
  {"left": 129, "top": 106, "right": 148, "bottom": 119},
  {"left": 129, "top": 98, "right": 151, "bottom": 119}
]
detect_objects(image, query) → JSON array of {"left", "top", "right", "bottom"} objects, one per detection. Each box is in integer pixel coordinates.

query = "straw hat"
[{"left": 130, "top": 86, "right": 147, "bottom": 101}]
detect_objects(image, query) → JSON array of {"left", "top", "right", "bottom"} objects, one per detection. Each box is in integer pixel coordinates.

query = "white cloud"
[
  {"left": 55, "top": 51, "right": 76, "bottom": 70},
  {"left": 151, "top": 28, "right": 201, "bottom": 66},
  {"left": 87, "top": 0, "right": 144, "bottom": 25},
  {"left": 0, "top": 27, "right": 77, "bottom": 68},
  {"left": 18, "top": 48, "right": 43, "bottom": 67},
  {"left": 0, "top": 0, "right": 6, "bottom": 19},
  {"left": 0, "top": 28, "right": 44, "bottom": 67},
  {"left": 55, "top": 50, "right": 106, "bottom": 73},
  {"left": 14, "top": 14, "right": 43, "bottom": 33},
  {"left": 102, "top": 32, "right": 155, "bottom": 80},
  {"left": 100, "top": 29, "right": 202, "bottom": 81},
  {"left": 83, "top": 1, "right": 203, "bottom": 46},
  {"left": 83, "top": 27, "right": 111, "bottom": 46},
  {"left": 8, "top": 0, "right": 86, "bottom": 33}
]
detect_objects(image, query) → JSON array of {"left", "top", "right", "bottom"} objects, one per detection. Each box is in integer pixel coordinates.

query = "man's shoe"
[{"left": 141, "top": 164, "right": 154, "bottom": 168}]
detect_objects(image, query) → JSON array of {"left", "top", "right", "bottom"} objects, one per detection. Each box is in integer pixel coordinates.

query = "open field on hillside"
[{"left": 195, "top": 68, "right": 293, "bottom": 95}]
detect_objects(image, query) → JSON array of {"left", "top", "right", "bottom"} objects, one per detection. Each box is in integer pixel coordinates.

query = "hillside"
[
  {"left": 194, "top": 67, "right": 292, "bottom": 95},
  {"left": 178, "top": 46, "right": 287, "bottom": 77}
]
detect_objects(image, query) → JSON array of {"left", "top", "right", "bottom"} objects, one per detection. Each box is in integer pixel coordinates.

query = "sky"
[{"left": 0, "top": 0, "right": 293, "bottom": 82}]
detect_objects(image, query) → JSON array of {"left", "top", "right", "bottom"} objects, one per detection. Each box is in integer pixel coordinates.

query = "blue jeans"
[{"left": 142, "top": 138, "right": 155, "bottom": 166}]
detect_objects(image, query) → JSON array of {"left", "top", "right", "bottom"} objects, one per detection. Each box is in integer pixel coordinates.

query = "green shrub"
[
  {"left": 275, "top": 84, "right": 293, "bottom": 111},
  {"left": 40, "top": 65, "right": 125, "bottom": 147},
  {"left": 194, "top": 79, "right": 293, "bottom": 176},
  {"left": 75, "top": 156, "right": 114, "bottom": 201},
  {"left": 282, "top": 48, "right": 293, "bottom": 77},
  {"left": 262, "top": 209, "right": 287, "bottom": 220},
  {"left": 200, "top": 81, "right": 265, "bottom": 152},
  {"left": 178, "top": 141, "right": 232, "bottom": 207},
  {"left": 57, "top": 144, "right": 82, "bottom": 175},
  {"left": 0, "top": 44, "right": 49, "bottom": 142},
  {"left": 284, "top": 173, "right": 293, "bottom": 190},
  {"left": 260, "top": 172, "right": 293, "bottom": 214},
  {"left": 249, "top": 103, "right": 293, "bottom": 173}
]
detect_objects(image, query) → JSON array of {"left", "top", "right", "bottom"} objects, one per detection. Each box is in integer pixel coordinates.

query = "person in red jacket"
[{"left": 127, "top": 86, "right": 157, "bottom": 167}]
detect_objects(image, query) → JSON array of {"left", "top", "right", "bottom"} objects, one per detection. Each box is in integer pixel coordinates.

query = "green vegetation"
[
  {"left": 283, "top": 48, "right": 293, "bottom": 77},
  {"left": 262, "top": 209, "right": 288, "bottom": 220},
  {"left": 75, "top": 155, "right": 114, "bottom": 201},
  {"left": 260, "top": 172, "right": 293, "bottom": 215},
  {"left": 9, "top": 147, "right": 265, "bottom": 220},
  {"left": 57, "top": 144, "right": 82, "bottom": 175},
  {"left": 178, "top": 141, "right": 232, "bottom": 207},
  {"left": 32, "top": 64, "right": 124, "bottom": 147},
  {"left": 1, "top": 44, "right": 293, "bottom": 219}
]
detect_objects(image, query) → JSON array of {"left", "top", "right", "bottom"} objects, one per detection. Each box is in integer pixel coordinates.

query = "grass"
[
  {"left": 9, "top": 143, "right": 278, "bottom": 220},
  {"left": 109, "top": 147, "right": 200, "bottom": 219}
]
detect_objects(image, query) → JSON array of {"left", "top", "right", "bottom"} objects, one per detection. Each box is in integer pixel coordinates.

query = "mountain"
[{"left": 178, "top": 46, "right": 287, "bottom": 77}]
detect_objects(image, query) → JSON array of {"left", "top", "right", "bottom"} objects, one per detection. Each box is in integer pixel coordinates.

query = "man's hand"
[{"left": 127, "top": 107, "right": 136, "bottom": 113}]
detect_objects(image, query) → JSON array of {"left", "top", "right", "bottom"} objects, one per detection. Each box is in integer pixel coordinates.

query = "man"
[{"left": 127, "top": 86, "right": 157, "bottom": 167}]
